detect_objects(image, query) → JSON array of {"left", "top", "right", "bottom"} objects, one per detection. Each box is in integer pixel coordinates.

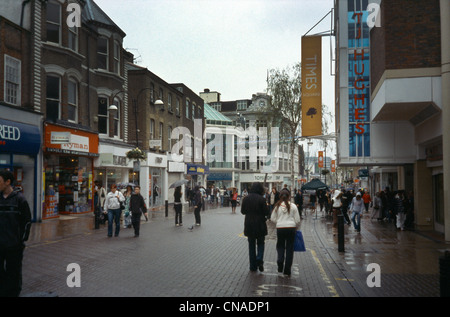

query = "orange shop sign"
[{"left": 44, "top": 123, "right": 99, "bottom": 157}]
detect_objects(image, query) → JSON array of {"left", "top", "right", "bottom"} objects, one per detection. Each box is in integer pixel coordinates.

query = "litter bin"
[{"left": 223, "top": 197, "right": 230, "bottom": 207}]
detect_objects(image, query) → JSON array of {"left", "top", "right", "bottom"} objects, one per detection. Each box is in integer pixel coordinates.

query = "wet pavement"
[{"left": 21, "top": 203, "right": 450, "bottom": 297}]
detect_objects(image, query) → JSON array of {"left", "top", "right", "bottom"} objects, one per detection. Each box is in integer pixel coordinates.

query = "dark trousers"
[
  {"left": 276, "top": 228, "right": 296, "bottom": 276},
  {"left": 131, "top": 213, "right": 141, "bottom": 236},
  {"left": 0, "top": 246, "right": 24, "bottom": 297},
  {"left": 194, "top": 205, "right": 201, "bottom": 224},
  {"left": 174, "top": 204, "right": 182, "bottom": 225},
  {"left": 248, "top": 236, "right": 265, "bottom": 271}
]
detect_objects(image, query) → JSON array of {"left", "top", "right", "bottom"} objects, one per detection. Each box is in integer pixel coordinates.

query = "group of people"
[
  {"left": 94, "top": 182, "right": 147, "bottom": 238},
  {"left": 241, "top": 182, "right": 301, "bottom": 277},
  {"left": 327, "top": 186, "right": 414, "bottom": 233}
]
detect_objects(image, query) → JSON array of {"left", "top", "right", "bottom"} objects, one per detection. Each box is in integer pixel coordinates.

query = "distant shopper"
[
  {"left": 123, "top": 185, "right": 133, "bottom": 229},
  {"left": 129, "top": 186, "right": 147, "bottom": 237},
  {"left": 362, "top": 191, "right": 371, "bottom": 213},
  {"left": 269, "top": 187, "right": 280, "bottom": 214},
  {"left": 174, "top": 186, "right": 183, "bottom": 226},
  {"left": 270, "top": 189, "right": 301, "bottom": 277},
  {"left": 294, "top": 189, "right": 303, "bottom": 219},
  {"left": 331, "top": 190, "right": 343, "bottom": 229},
  {"left": 231, "top": 188, "right": 238, "bottom": 214},
  {"left": 0, "top": 170, "right": 32, "bottom": 297},
  {"left": 350, "top": 192, "right": 364, "bottom": 233},
  {"left": 104, "top": 184, "right": 125, "bottom": 237},
  {"left": 241, "top": 182, "right": 270, "bottom": 272},
  {"left": 193, "top": 186, "right": 202, "bottom": 226}
]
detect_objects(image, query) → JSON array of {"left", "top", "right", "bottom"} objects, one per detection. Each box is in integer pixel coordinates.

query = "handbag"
[{"left": 294, "top": 230, "right": 306, "bottom": 252}]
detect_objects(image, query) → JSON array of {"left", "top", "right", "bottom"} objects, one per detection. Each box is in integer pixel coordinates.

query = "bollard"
[
  {"left": 337, "top": 214, "right": 345, "bottom": 252},
  {"left": 165, "top": 200, "right": 168, "bottom": 217},
  {"left": 440, "top": 250, "right": 450, "bottom": 297}
]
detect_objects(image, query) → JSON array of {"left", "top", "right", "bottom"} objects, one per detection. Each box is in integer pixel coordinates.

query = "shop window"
[
  {"left": 68, "top": 80, "right": 78, "bottom": 122},
  {"left": 97, "top": 37, "right": 108, "bottom": 70},
  {"left": 98, "top": 97, "right": 108, "bottom": 134},
  {"left": 4, "top": 55, "right": 21, "bottom": 106},
  {"left": 44, "top": 155, "right": 93, "bottom": 218},
  {"left": 46, "top": 75, "right": 60, "bottom": 122},
  {"left": 46, "top": 1, "right": 61, "bottom": 44}
]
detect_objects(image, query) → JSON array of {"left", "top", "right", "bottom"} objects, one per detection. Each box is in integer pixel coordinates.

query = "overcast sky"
[{"left": 94, "top": 0, "right": 336, "bottom": 157}]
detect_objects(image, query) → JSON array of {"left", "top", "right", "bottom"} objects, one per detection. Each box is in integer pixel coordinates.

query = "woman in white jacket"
[
  {"left": 104, "top": 183, "right": 125, "bottom": 237},
  {"left": 270, "top": 189, "right": 301, "bottom": 277}
]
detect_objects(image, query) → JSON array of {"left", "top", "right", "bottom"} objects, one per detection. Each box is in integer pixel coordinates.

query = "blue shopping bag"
[{"left": 294, "top": 230, "right": 306, "bottom": 252}]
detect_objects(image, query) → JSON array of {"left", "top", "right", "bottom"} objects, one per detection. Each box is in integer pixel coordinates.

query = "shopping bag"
[{"left": 294, "top": 230, "right": 306, "bottom": 252}]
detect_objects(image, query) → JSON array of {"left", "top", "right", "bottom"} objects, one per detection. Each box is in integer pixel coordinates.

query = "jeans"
[
  {"left": 108, "top": 208, "right": 121, "bottom": 237},
  {"left": 248, "top": 236, "right": 265, "bottom": 271},
  {"left": 276, "top": 228, "right": 296, "bottom": 276},
  {"left": 351, "top": 211, "right": 361, "bottom": 232}
]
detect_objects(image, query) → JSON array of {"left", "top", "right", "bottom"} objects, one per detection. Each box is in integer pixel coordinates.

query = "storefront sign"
[
  {"left": 186, "top": 164, "right": 209, "bottom": 175},
  {"left": 44, "top": 123, "right": 99, "bottom": 157},
  {"left": 0, "top": 118, "right": 40, "bottom": 155},
  {"left": 51, "top": 131, "right": 71, "bottom": 144},
  {"left": 348, "top": 8, "right": 371, "bottom": 157}
]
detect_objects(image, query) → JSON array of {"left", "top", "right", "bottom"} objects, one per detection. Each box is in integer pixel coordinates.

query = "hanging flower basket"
[{"left": 126, "top": 147, "right": 147, "bottom": 161}]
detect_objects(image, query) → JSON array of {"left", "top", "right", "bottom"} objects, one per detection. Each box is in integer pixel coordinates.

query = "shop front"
[
  {"left": 187, "top": 163, "right": 209, "bottom": 189},
  {"left": 0, "top": 113, "right": 42, "bottom": 222},
  {"left": 140, "top": 152, "right": 168, "bottom": 211},
  {"left": 94, "top": 143, "right": 136, "bottom": 192},
  {"left": 43, "top": 123, "right": 99, "bottom": 219}
]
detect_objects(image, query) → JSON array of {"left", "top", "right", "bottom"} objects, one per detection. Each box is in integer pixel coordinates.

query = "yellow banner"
[{"left": 301, "top": 36, "right": 322, "bottom": 137}]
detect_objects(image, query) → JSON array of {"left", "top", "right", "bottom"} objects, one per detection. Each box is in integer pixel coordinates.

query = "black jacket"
[
  {"left": 129, "top": 193, "right": 146, "bottom": 215},
  {"left": 241, "top": 183, "right": 269, "bottom": 238},
  {"left": 0, "top": 190, "right": 32, "bottom": 249}
]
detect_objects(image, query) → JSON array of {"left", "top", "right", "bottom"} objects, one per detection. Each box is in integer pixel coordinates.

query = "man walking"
[
  {"left": 241, "top": 182, "right": 270, "bottom": 272},
  {"left": 0, "top": 170, "right": 32, "bottom": 297}
]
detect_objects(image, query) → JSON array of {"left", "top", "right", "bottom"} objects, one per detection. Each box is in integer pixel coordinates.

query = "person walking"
[
  {"left": 104, "top": 184, "right": 125, "bottom": 237},
  {"left": 362, "top": 191, "right": 371, "bottom": 213},
  {"left": 350, "top": 192, "right": 365, "bottom": 233},
  {"left": 0, "top": 170, "right": 32, "bottom": 297},
  {"left": 241, "top": 182, "right": 270, "bottom": 272},
  {"left": 269, "top": 187, "right": 280, "bottom": 214},
  {"left": 231, "top": 188, "right": 238, "bottom": 214},
  {"left": 394, "top": 191, "right": 406, "bottom": 231},
  {"left": 123, "top": 185, "right": 133, "bottom": 229},
  {"left": 270, "top": 189, "right": 301, "bottom": 277},
  {"left": 193, "top": 186, "right": 202, "bottom": 226},
  {"left": 294, "top": 189, "right": 303, "bottom": 219},
  {"left": 341, "top": 189, "right": 352, "bottom": 225},
  {"left": 373, "top": 191, "right": 383, "bottom": 221},
  {"left": 129, "top": 185, "right": 147, "bottom": 237},
  {"left": 331, "top": 190, "right": 343, "bottom": 229},
  {"left": 174, "top": 186, "right": 183, "bottom": 226}
]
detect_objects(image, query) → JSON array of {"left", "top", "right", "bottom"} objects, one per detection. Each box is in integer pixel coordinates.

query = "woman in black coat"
[{"left": 241, "top": 182, "right": 270, "bottom": 272}]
